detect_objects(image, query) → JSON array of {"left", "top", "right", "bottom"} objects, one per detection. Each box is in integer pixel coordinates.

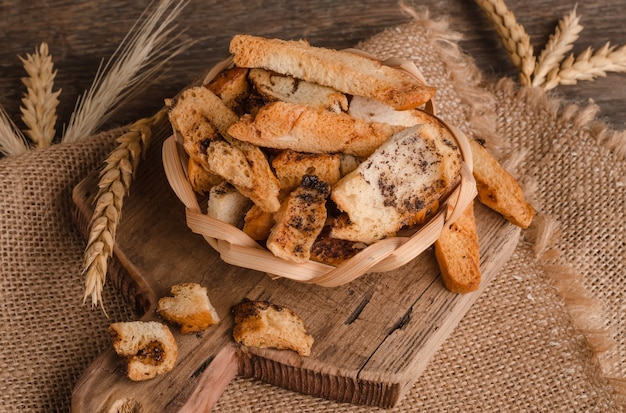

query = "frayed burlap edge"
[
  {"left": 489, "top": 77, "right": 624, "bottom": 404},
  {"left": 393, "top": 5, "right": 623, "bottom": 404}
]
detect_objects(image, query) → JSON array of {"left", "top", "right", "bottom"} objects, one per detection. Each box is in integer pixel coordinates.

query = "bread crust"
[
  {"left": 331, "top": 122, "right": 462, "bottom": 244},
  {"left": 109, "top": 321, "right": 178, "bottom": 381},
  {"left": 469, "top": 139, "right": 535, "bottom": 228},
  {"left": 434, "top": 202, "right": 481, "bottom": 293},
  {"left": 231, "top": 299, "right": 314, "bottom": 356},
  {"left": 228, "top": 101, "right": 404, "bottom": 158},
  {"left": 157, "top": 283, "right": 221, "bottom": 334},
  {"left": 229, "top": 34, "right": 436, "bottom": 110}
]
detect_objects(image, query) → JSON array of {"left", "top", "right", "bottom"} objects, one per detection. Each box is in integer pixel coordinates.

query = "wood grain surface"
[
  {"left": 70, "top": 120, "right": 520, "bottom": 411},
  {"left": 1, "top": 0, "right": 624, "bottom": 134}
]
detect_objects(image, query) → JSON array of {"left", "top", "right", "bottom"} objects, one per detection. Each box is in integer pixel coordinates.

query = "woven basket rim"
[{"left": 162, "top": 52, "right": 477, "bottom": 287}]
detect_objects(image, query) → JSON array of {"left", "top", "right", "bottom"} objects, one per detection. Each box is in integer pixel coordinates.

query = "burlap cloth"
[{"left": 1, "top": 9, "right": 624, "bottom": 413}]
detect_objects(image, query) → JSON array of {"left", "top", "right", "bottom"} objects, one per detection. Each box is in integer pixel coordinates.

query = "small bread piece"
[
  {"left": 229, "top": 34, "right": 436, "bottom": 110},
  {"left": 243, "top": 204, "right": 275, "bottom": 241},
  {"left": 272, "top": 149, "right": 341, "bottom": 194},
  {"left": 309, "top": 226, "right": 367, "bottom": 266},
  {"left": 187, "top": 158, "right": 223, "bottom": 195},
  {"left": 434, "top": 202, "right": 481, "bottom": 293},
  {"left": 331, "top": 123, "right": 462, "bottom": 244},
  {"left": 249, "top": 68, "right": 348, "bottom": 113},
  {"left": 205, "top": 66, "right": 251, "bottom": 114},
  {"left": 207, "top": 181, "right": 252, "bottom": 227},
  {"left": 206, "top": 140, "right": 255, "bottom": 189},
  {"left": 232, "top": 298, "right": 314, "bottom": 356},
  {"left": 109, "top": 321, "right": 178, "bottom": 381},
  {"left": 348, "top": 95, "right": 434, "bottom": 127},
  {"left": 167, "top": 87, "right": 221, "bottom": 159},
  {"left": 469, "top": 138, "right": 535, "bottom": 228},
  {"left": 228, "top": 101, "right": 405, "bottom": 158},
  {"left": 267, "top": 175, "right": 330, "bottom": 263},
  {"left": 157, "top": 283, "right": 221, "bottom": 334}
]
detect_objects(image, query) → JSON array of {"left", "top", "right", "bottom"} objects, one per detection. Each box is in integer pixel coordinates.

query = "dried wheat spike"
[
  {"left": 474, "top": 0, "right": 536, "bottom": 85},
  {"left": 82, "top": 107, "right": 168, "bottom": 313},
  {"left": 19, "top": 42, "right": 61, "bottom": 149},
  {"left": 532, "top": 7, "right": 583, "bottom": 88}
]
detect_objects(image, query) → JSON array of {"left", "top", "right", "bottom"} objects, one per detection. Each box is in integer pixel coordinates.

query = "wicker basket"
[{"left": 162, "top": 53, "right": 477, "bottom": 287}]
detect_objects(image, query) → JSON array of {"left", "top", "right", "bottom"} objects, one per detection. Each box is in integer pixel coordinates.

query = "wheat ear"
[
  {"left": 474, "top": 0, "right": 535, "bottom": 85},
  {"left": 532, "top": 7, "right": 583, "bottom": 88},
  {"left": 542, "top": 42, "right": 626, "bottom": 91},
  {"left": 19, "top": 42, "right": 61, "bottom": 149},
  {"left": 62, "top": 0, "right": 191, "bottom": 143},
  {"left": 0, "top": 105, "right": 30, "bottom": 156},
  {"left": 82, "top": 107, "right": 168, "bottom": 313}
]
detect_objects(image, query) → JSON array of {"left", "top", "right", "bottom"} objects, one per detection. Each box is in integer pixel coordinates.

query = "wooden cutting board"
[{"left": 70, "top": 125, "right": 520, "bottom": 412}]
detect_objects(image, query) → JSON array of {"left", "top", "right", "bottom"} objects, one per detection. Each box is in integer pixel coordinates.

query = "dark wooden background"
[{"left": 1, "top": 0, "right": 624, "bottom": 143}]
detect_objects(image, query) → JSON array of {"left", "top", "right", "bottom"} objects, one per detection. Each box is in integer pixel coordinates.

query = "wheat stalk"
[
  {"left": 474, "top": 0, "right": 536, "bottom": 85},
  {"left": 19, "top": 42, "right": 61, "bottom": 149},
  {"left": 62, "top": 0, "right": 191, "bottom": 143},
  {"left": 0, "top": 105, "right": 31, "bottom": 156},
  {"left": 532, "top": 7, "right": 583, "bottom": 88},
  {"left": 82, "top": 107, "right": 168, "bottom": 312},
  {"left": 542, "top": 42, "right": 626, "bottom": 91}
]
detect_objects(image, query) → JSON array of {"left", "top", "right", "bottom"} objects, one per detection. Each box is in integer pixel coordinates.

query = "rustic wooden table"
[{"left": 1, "top": 0, "right": 624, "bottom": 134}]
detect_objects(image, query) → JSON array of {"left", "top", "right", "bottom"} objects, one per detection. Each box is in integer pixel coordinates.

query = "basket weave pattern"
[{"left": 162, "top": 54, "right": 477, "bottom": 287}]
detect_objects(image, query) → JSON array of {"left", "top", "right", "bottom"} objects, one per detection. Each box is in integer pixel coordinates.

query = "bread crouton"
[
  {"left": 109, "top": 321, "right": 178, "bottom": 381},
  {"left": 272, "top": 149, "right": 341, "bottom": 194},
  {"left": 207, "top": 181, "right": 252, "bottom": 227},
  {"left": 469, "top": 138, "right": 535, "bottom": 228},
  {"left": 267, "top": 175, "right": 330, "bottom": 263},
  {"left": 243, "top": 204, "right": 275, "bottom": 241},
  {"left": 232, "top": 298, "right": 314, "bottom": 356},
  {"left": 434, "top": 202, "right": 481, "bottom": 293},
  {"left": 157, "top": 283, "right": 221, "bottom": 334}
]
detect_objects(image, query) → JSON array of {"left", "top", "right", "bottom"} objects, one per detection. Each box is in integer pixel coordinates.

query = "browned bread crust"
[
  {"left": 229, "top": 34, "right": 436, "bottom": 110},
  {"left": 228, "top": 101, "right": 404, "bottom": 158},
  {"left": 231, "top": 299, "right": 314, "bottom": 356}
]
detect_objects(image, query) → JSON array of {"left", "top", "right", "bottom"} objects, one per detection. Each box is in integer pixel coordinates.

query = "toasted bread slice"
[
  {"left": 243, "top": 204, "right": 275, "bottom": 241},
  {"left": 272, "top": 149, "right": 341, "bottom": 194},
  {"left": 228, "top": 101, "right": 404, "bottom": 158},
  {"left": 187, "top": 157, "right": 223, "bottom": 195},
  {"left": 205, "top": 66, "right": 251, "bottom": 114},
  {"left": 109, "top": 321, "right": 178, "bottom": 381},
  {"left": 207, "top": 181, "right": 252, "bottom": 227},
  {"left": 229, "top": 34, "right": 436, "bottom": 110},
  {"left": 206, "top": 140, "right": 281, "bottom": 212},
  {"left": 331, "top": 123, "right": 462, "bottom": 244},
  {"left": 157, "top": 283, "right": 221, "bottom": 334},
  {"left": 249, "top": 68, "right": 348, "bottom": 113},
  {"left": 309, "top": 226, "right": 367, "bottom": 266},
  {"left": 232, "top": 299, "right": 314, "bottom": 356},
  {"left": 469, "top": 138, "right": 535, "bottom": 228},
  {"left": 267, "top": 175, "right": 331, "bottom": 263},
  {"left": 434, "top": 202, "right": 481, "bottom": 293},
  {"left": 348, "top": 95, "right": 434, "bottom": 127}
]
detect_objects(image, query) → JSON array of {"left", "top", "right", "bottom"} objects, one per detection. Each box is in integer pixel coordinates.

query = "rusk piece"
[
  {"left": 207, "top": 181, "right": 252, "bottom": 228},
  {"left": 434, "top": 202, "right": 481, "bottom": 293},
  {"left": 232, "top": 299, "right": 314, "bottom": 356},
  {"left": 331, "top": 123, "right": 462, "bottom": 244},
  {"left": 272, "top": 149, "right": 341, "bottom": 194},
  {"left": 229, "top": 34, "right": 436, "bottom": 110},
  {"left": 109, "top": 321, "right": 178, "bottom": 381},
  {"left": 469, "top": 138, "right": 535, "bottom": 228},
  {"left": 267, "top": 175, "right": 331, "bottom": 263},
  {"left": 157, "top": 283, "right": 221, "bottom": 334},
  {"left": 228, "top": 101, "right": 405, "bottom": 158},
  {"left": 249, "top": 68, "right": 348, "bottom": 113}
]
